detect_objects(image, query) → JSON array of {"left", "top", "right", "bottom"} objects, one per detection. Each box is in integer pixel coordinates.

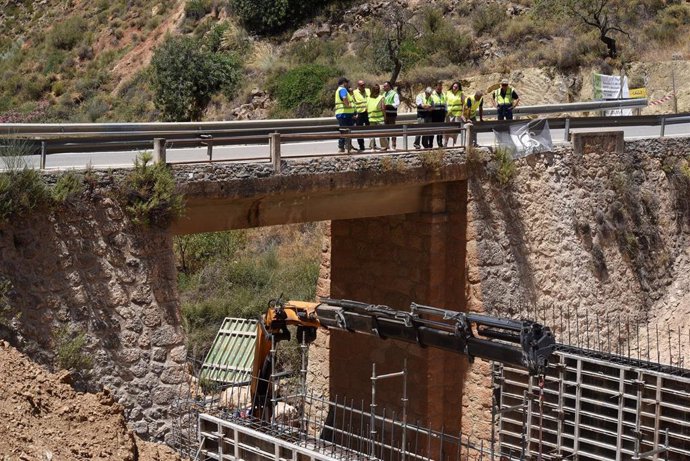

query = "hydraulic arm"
[
  {"left": 251, "top": 298, "right": 555, "bottom": 426},
  {"left": 252, "top": 297, "right": 555, "bottom": 401}
]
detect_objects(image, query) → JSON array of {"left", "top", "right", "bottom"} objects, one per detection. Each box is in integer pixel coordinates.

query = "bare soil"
[{"left": 0, "top": 341, "right": 180, "bottom": 461}]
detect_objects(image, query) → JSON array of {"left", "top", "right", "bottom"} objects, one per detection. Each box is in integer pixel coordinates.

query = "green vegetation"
[
  {"left": 55, "top": 327, "right": 93, "bottom": 374},
  {"left": 118, "top": 152, "right": 185, "bottom": 228},
  {"left": 270, "top": 64, "right": 339, "bottom": 117},
  {"left": 52, "top": 171, "right": 85, "bottom": 203},
  {"left": 0, "top": 143, "right": 51, "bottom": 223},
  {"left": 177, "top": 224, "right": 322, "bottom": 361},
  {"left": 229, "top": 0, "right": 335, "bottom": 35},
  {"left": 149, "top": 35, "right": 241, "bottom": 121},
  {"left": 490, "top": 147, "right": 516, "bottom": 187},
  {"left": 1, "top": 0, "right": 689, "bottom": 122}
]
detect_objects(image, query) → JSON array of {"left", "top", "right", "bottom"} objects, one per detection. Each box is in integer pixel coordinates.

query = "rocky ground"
[{"left": 0, "top": 341, "right": 179, "bottom": 461}]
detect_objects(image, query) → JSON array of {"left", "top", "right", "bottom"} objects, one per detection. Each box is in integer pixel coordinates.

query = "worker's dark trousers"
[
  {"left": 497, "top": 105, "right": 513, "bottom": 120},
  {"left": 431, "top": 109, "right": 446, "bottom": 147},
  {"left": 414, "top": 115, "right": 433, "bottom": 148},
  {"left": 336, "top": 114, "right": 354, "bottom": 150},
  {"left": 355, "top": 112, "right": 369, "bottom": 150}
]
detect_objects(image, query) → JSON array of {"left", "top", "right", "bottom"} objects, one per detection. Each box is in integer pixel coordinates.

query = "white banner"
[{"left": 593, "top": 73, "right": 632, "bottom": 115}]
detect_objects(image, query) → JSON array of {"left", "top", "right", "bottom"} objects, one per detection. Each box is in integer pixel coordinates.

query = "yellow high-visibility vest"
[
  {"left": 353, "top": 88, "right": 371, "bottom": 113},
  {"left": 494, "top": 87, "right": 515, "bottom": 105},
  {"left": 446, "top": 90, "right": 464, "bottom": 116},
  {"left": 335, "top": 87, "right": 354, "bottom": 115},
  {"left": 465, "top": 95, "right": 483, "bottom": 118},
  {"left": 366, "top": 95, "right": 385, "bottom": 123}
]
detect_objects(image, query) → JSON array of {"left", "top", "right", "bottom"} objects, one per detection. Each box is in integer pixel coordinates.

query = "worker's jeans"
[
  {"left": 336, "top": 114, "right": 354, "bottom": 150},
  {"left": 354, "top": 112, "right": 369, "bottom": 150},
  {"left": 497, "top": 104, "right": 513, "bottom": 121}
]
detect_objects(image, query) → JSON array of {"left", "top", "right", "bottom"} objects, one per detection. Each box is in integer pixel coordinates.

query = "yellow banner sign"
[{"left": 629, "top": 88, "right": 648, "bottom": 99}]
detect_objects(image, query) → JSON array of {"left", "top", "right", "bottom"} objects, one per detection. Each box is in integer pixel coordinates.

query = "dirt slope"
[{"left": 0, "top": 341, "right": 179, "bottom": 461}]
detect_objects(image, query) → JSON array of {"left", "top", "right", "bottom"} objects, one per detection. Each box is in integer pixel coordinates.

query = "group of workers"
[{"left": 334, "top": 77, "right": 519, "bottom": 152}]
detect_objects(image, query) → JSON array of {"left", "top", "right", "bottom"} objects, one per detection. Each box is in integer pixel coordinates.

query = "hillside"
[
  {"left": 1, "top": 0, "right": 689, "bottom": 123},
  {"left": 0, "top": 340, "right": 180, "bottom": 460}
]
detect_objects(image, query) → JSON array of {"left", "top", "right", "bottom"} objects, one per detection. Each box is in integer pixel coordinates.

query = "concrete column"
[{"left": 328, "top": 180, "right": 467, "bottom": 435}]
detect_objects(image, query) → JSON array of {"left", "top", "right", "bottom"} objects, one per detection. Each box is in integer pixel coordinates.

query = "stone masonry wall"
[
  {"left": 0, "top": 195, "right": 186, "bottom": 442},
  {"left": 463, "top": 136, "right": 690, "bottom": 436}
]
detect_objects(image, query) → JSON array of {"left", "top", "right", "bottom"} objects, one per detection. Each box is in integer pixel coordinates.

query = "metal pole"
[
  {"left": 660, "top": 117, "right": 666, "bottom": 137},
  {"left": 401, "top": 358, "right": 408, "bottom": 461},
  {"left": 564, "top": 118, "right": 571, "bottom": 142},
  {"left": 269, "top": 132, "right": 281, "bottom": 173},
  {"left": 270, "top": 334, "right": 277, "bottom": 427},
  {"left": 403, "top": 125, "right": 408, "bottom": 151},
  {"left": 40, "top": 141, "right": 47, "bottom": 170},
  {"left": 672, "top": 67, "right": 678, "bottom": 114},
  {"left": 153, "top": 138, "right": 166, "bottom": 164},
  {"left": 370, "top": 363, "right": 377, "bottom": 461},
  {"left": 300, "top": 333, "right": 308, "bottom": 434}
]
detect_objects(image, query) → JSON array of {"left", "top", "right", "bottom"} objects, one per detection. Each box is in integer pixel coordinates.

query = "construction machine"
[{"left": 250, "top": 297, "right": 555, "bottom": 419}]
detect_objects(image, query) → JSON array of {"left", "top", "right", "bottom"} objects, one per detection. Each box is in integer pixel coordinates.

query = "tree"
[
  {"left": 535, "top": 0, "right": 630, "bottom": 58},
  {"left": 372, "top": 5, "right": 414, "bottom": 87},
  {"left": 149, "top": 36, "right": 240, "bottom": 121}
]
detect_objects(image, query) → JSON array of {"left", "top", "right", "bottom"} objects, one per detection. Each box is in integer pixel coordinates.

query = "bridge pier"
[{"left": 326, "top": 180, "right": 468, "bottom": 434}]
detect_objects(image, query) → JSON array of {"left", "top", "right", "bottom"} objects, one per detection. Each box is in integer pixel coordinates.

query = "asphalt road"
[{"left": 7, "top": 122, "right": 690, "bottom": 170}]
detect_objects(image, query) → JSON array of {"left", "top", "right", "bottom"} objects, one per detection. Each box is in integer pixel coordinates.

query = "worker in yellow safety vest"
[
  {"left": 335, "top": 77, "right": 354, "bottom": 153},
  {"left": 366, "top": 84, "right": 387, "bottom": 151},
  {"left": 465, "top": 90, "right": 484, "bottom": 123},
  {"left": 444, "top": 81, "right": 464, "bottom": 147},
  {"left": 492, "top": 78, "right": 519, "bottom": 121},
  {"left": 353, "top": 80, "right": 371, "bottom": 152}
]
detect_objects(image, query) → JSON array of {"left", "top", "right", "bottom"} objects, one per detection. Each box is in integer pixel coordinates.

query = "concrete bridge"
[
  {"left": 171, "top": 148, "right": 472, "bottom": 431},
  {"left": 168, "top": 130, "right": 641, "bottom": 437}
]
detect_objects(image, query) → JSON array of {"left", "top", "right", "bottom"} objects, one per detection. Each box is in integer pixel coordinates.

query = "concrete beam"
[{"left": 172, "top": 183, "right": 430, "bottom": 234}]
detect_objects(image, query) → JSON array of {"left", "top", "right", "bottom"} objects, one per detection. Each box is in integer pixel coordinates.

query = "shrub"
[
  {"left": 471, "top": 4, "right": 506, "bottom": 35},
  {"left": 490, "top": 147, "right": 516, "bottom": 186},
  {"left": 175, "top": 231, "right": 247, "bottom": 275},
  {"left": 49, "top": 17, "right": 87, "bottom": 50},
  {"left": 186, "top": 0, "right": 214, "bottom": 20},
  {"left": 149, "top": 35, "right": 241, "bottom": 121},
  {"left": 230, "top": 0, "right": 329, "bottom": 35},
  {"left": 271, "top": 64, "right": 338, "bottom": 116},
  {"left": 645, "top": 5, "right": 690, "bottom": 43},
  {"left": 52, "top": 171, "right": 84, "bottom": 203},
  {"left": 55, "top": 327, "right": 93, "bottom": 373},
  {"left": 0, "top": 142, "right": 51, "bottom": 223},
  {"left": 119, "top": 152, "right": 185, "bottom": 227}
]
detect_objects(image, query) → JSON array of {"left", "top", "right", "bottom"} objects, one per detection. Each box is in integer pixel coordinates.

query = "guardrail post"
[
  {"left": 200, "top": 134, "right": 213, "bottom": 162},
  {"left": 464, "top": 124, "right": 473, "bottom": 152},
  {"left": 153, "top": 138, "right": 166, "bottom": 164},
  {"left": 40, "top": 141, "right": 47, "bottom": 170},
  {"left": 269, "top": 133, "right": 281, "bottom": 173},
  {"left": 343, "top": 129, "right": 351, "bottom": 154},
  {"left": 660, "top": 117, "right": 666, "bottom": 137},
  {"left": 564, "top": 118, "right": 571, "bottom": 142},
  {"left": 403, "top": 125, "right": 408, "bottom": 151}
]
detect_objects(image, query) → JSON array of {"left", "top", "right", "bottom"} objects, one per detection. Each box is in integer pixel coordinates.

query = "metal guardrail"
[
  {"left": 0, "top": 98, "right": 649, "bottom": 136},
  {"left": 3, "top": 99, "right": 690, "bottom": 171}
]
